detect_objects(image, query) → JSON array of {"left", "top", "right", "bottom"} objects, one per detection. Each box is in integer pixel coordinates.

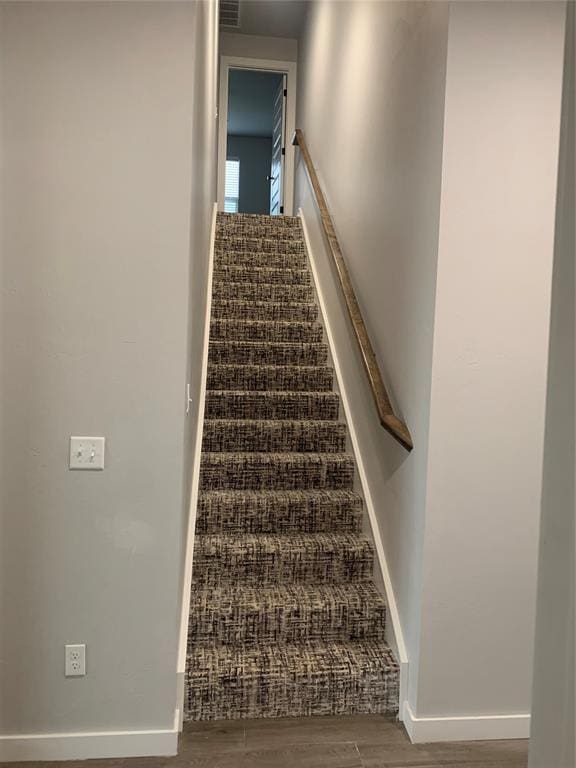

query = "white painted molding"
[
  {"left": 217, "top": 55, "right": 297, "bottom": 215},
  {"left": 403, "top": 702, "right": 531, "bottom": 743},
  {"left": 176, "top": 203, "right": 218, "bottom": 699},
  {"left": 0, "top": 711, "right": 179, "bottom": 762},
  {"left": 299, "top": 208, "right": 410, "bottom": 714}
]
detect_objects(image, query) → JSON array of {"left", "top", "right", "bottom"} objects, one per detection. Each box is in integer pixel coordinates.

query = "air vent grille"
[{"left": 220, "top": 0, "right": 241, "bottom": 28}]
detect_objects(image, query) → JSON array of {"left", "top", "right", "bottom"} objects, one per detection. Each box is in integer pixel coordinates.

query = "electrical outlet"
[{"left": 65, "top": 644, "right": 86, "bottom": 677}]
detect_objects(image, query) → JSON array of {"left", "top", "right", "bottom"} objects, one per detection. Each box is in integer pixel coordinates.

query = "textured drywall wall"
[
  {"left": 228, "top": 135, "right": 272, "bottom": 214},
  {"left": 0, "top": 1, "right": 196, "bottom": 734},
  {"left": 418, "top": 0, "right": 565, "bottom": 717},
  {"left": 295, "top": 0, "right": 449, "bottom": 710},
  {"left": 220, "top": 31, "right": 297, "bottom": 61},
  {"left": 296, "top": 0, "right": 566, "bottom": 724},
  {"left": 529, "top": 4, "right": 575, "bottom": 766}
]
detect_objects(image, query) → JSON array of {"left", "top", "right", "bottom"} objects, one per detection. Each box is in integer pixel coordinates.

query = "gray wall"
[
  {"left": 418, "top": 0, "right": 564, "bottom": 720},
  {"left": 529, "top": 4, "right": 575, "bottom": 766},
  {"left": 220, "top": 31, "right": 297, "bottom": 61},
  {"left": 296, "top": 0, "right": 565, "bottom": 727},
  {"left": 228, "top": 135, "right": 272, "bottom": 214},
  {"left": 296, "top": 0, "right": 449, "bottom": 713},
  {"left": 0, "top": 1, "right": 198, "bottom": 735}
]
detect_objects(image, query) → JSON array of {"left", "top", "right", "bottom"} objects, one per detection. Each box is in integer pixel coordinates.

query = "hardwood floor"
[{"left": 2, "top": 715, "right": 528, "bottom": 768}]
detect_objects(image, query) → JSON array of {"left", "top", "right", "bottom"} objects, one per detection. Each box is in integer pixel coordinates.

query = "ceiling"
[
  {"left": 227, "top": 69, "right": 283, "bottom": 137},
  {"left": 227, "top": 0, "right": 307, "bottom": 39}
]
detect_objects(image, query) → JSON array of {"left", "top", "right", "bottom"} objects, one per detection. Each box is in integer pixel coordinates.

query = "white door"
[{"left": 269, "top": 74, "right": 287, "bottom": 215}]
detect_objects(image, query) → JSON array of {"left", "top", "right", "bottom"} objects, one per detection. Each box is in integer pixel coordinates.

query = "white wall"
[
  {"left": 295, "top": 0, "right": 449, "bottom": 717},
  {"left": 296, "top": 0, "right": 566, "bottom": 738},
  {"left": 529, "top": 5, "right": 575, "bottom": 766},
  {"left": 177, "top": 0, "right": 218, "bottom": 713},
  {"left": 220, "top": 31, "right": 297, "bottom": 62},
  {"left": 416, "top": 0, "right": 565, "bottom": 724},
  {"left": 0, "top": 0, "right": 214, "bottom": 752}
]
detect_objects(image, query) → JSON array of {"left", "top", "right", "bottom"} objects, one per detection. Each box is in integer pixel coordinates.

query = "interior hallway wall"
[
  {"left": 220, "top": 31, "right": 297, "bottom": 62},
  {"left": 295, "top": 0, "right": 449, "bottom": 715},
  {"left": 418, "top": 0, "right": 565, "bottom": 721},
  {"left": 529, "top": 4, "right": 575, "bottom": 766},
  {"left": 227, "top": 135, "right": 272, "bottom": 214},
  {"left": 0, "top": 0, "right": 199, "bottom": 739},
  {"left": 296, "top": 0, "right": 566, "bottom": 731}
]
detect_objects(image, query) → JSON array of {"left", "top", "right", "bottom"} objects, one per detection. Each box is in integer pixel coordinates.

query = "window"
[{"left": 225, "top": 159, "right": 240, "bottom": 213}]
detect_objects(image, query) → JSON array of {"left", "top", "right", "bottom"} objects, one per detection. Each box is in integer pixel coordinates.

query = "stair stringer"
[
  {"left": 298, "top": 208, "right": 409, "bottom": 717},
  {"left": 176, "top": 202, "right": 218, "bottom": 727}
]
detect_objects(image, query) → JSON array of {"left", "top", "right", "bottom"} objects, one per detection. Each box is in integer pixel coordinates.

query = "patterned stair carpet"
[{"left": 185, "top": 212, "right": 399, "bottom": 721}]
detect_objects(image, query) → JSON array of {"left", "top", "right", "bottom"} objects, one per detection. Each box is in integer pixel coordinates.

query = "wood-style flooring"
[{"left": 2, "top": 715, "right": 529, "bottom": 768}]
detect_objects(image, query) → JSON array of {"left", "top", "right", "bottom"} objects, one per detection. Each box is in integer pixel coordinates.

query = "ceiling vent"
[{"left": 220, "top": 0, "right": 241, "bottom": 29}]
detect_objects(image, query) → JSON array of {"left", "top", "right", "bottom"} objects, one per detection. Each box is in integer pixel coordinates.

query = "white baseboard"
[
  {"left": 0, "top": 710, "right": 180, "bottom": 762},
  {"left": 176, "top": 202, "right": 218, "bottom": 716},
  {"left": 402, "top": 702, "right": 530, "bottom": 743}
]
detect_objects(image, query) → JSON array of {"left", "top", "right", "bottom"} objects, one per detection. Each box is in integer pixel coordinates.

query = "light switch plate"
[{"left": 69, "top": 436, "right": 105, "bottom": 470}]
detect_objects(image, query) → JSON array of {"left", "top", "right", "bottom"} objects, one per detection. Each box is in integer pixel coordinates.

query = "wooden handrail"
[{"left": 292, "top": 129, "right": 413, "bottom": 452}]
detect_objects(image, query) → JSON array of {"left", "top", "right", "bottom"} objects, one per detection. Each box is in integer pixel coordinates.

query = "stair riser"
[
  {"left": 217, "top": 222, "right": 302, "bottom": 239},
  {"left": 185, "top": 644, "right": 399, "bottom": 721},
  {"left": 213, "top": 282, "right": 315, "bottom": 303},
  {"left": 209, "top": 341, "right": 329, "bottom": 367},
  {"left": 202, "top": 422, "right": 347, "bottom": 453},
  {"left": 192, "top": 541, "right": 374, "bottom": 586},
  {"left": 207, "top": 365, "right": 333, "bottom": 392},
  {"left": 196, "top": 492, "right": 364, "bottom": 534},
  {"left": 205, "top": 392, "right": 339, "bottom": 421},
  {"left": 210, "top": 320, "right": 323, "bottom": 344},
  {"left": 217, "top": 213, "right": 300, "bottom": 230},
  {"left": 189, "top": 592, "right": 386, "bottom": 645},
  {"left": 215, "top": 250, "right": 307, "bottom": 270},
  {"left": 214, "top": 266, "right": 310, "bottom": 286},
  {"left": 216, "top": 236, "right": 305, "bottom": 255},
  {"left": 211, "top": 301, "right": 318, "bottom": 323},
  {"left": 199, "top": 455, "right": 354, "bottom": 491}
]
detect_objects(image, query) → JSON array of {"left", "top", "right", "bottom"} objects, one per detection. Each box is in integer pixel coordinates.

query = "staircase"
[{"left": 185, "top": 212, "right": 399, "bottom": 721}]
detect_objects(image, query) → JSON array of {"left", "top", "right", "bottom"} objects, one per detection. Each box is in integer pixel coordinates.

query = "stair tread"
[
  {"left": 210, "top": 318, "right": 323, "bottom": 343},
  {"left": 195, "top": 531, "right": 370, "bottom": 544},
  {"left": 191, "top": 581, "right": 385, "bottom": 606},
  {"left": 207, "top": 364, "right": 333, "bottom": 392},
  {"left": 205, "top": 390, "right": 339, "bottom": 421},
  {"left": 185, "top": 640, "right": 399, "bottom": 720},
  {"left": 212, "top": 282, "right": 315, "bottom": 303},
  {"left": 189, "top": 583, "right": 387, "bottom": 645},
  {"left": 192, "top": 533, "right": 374, "bottom": 586},
  {"left": 199, "top": 488, "right": 363, "bottom": 500},
  {"left": 196, "top": 489, "right": 364, "bottom": 535},
  {"left": 213, "top": 265, "right": 310, "bottom": 285},
  {"left": 202, "top": 419, "right": 347, "bottom": 453}
]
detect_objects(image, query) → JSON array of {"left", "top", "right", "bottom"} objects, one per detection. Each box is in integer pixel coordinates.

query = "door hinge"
[
  {"left": 283, "top": 89, "right": 287, "bottom": 97},
  {"left": 281, "top": 147, "right": 285, "bottom": 156},
  {"left": 280, "top": 205, "right": 284, "bottom": 214}
]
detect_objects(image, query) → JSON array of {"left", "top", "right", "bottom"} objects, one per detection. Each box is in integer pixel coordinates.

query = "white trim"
[
  {"left": 217, "top": 55, "right": 297, "bottom": 215},
  {"left": 402, "top": 702, "right": 531, "bottom": 743},
  {"left": 176, "top": 203, "right": 218, "bottom": 691},
  {"left": 0, "top": 711, "right": 179, "bottom": 762},
  {"left": 299, "top": 209, "right": 410, "bottom": 713}
]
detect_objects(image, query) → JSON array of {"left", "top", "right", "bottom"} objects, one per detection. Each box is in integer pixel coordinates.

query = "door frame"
[{"left": 217, "top": 55, "right": 297, "bottom": 216}]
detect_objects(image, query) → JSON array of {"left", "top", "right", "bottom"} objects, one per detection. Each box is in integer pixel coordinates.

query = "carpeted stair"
[{"left": 185, "top": 212, "right": 399, "bottom": 721}]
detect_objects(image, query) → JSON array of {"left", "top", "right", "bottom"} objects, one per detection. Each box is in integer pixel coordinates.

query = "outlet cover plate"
[
  {"left": 69, "top": 437, "right": 105, "bottom": 470},
  {"left": 65, "top": 644, "right": 86, "bottom": 677}
]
